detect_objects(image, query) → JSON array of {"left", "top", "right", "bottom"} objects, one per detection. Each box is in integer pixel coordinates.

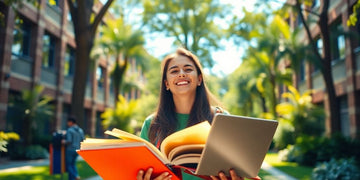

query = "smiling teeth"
[{"left": 177, "top": 81, "right": 189, "bottom": 85}]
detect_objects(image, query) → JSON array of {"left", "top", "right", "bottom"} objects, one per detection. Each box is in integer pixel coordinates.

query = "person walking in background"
[{"left": 62, "top": 116, "right": 85, "bottom": 180}]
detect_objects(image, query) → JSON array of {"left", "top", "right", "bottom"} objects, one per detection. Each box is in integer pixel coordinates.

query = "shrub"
[
  {"left": 280, "top": 134, "right": 360, "bottom": 167},
  {"left": 8, "top": 143, "right": 48, "bottom": 160},
  {"left": 24, "top": 145, "right": 49, "bottom": 159},
  {"left": 312, "top": 158, "right": 360, "bottom": 180},
  {"left": 273, "top": 121, "right": 295, "bottom": 150}
]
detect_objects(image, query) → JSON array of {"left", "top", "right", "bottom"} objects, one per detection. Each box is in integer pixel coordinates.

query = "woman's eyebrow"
[
  {"left": 184, "top": 64, "right": 194, "bottom": 68},
  {"left": 168, "top": 65, "right": 179, "bottom": 70},
  {"left": 168, "top": 64, "right": 194, "bottom": 71}
]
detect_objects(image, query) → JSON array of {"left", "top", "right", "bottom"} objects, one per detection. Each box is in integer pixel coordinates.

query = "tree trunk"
[
  {"left": 295, "top": 0, "right": 341, "bottom": 135},
  {"left": 318, "top": 0, "right": 341, "bottom": 134}
]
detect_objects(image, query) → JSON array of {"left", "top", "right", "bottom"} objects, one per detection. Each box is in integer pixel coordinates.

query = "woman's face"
[{"left": 164, "top": 55, "right": 202, "bottom": 96}]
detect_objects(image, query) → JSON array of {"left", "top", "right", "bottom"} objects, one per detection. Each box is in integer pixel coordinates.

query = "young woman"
[{"left": 137, "top": 48, "right": 259, "bottom": 180}]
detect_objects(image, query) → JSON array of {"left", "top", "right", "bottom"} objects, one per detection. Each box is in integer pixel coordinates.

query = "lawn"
[
  {"left": 0, "top": 153, "right": 313, "bottom": 180},
  {"left": 264, "top": 152, "right": 314, "bottom": 180},
  {"left": 0, "top": 161, "right": 97, "bottom": 180}
]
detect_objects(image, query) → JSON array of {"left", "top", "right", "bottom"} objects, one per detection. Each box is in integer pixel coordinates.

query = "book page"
[
  {"left": 80, "top": 139, "right": 145, "bottom": 150},
  {"left": 171, "top": 154, "right": 202, "bottom": 166},
  {"left": 161, "top": 121, "right": 211, "bottom": 158},
  {"left": 105, "top": 128, "right": 168, "bottom": 162},
  {"left": 167, "top": 144, "right": 204, "bottom": 162}
]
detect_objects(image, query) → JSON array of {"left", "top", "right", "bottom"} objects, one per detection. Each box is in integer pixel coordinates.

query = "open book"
[
  {"left": 77, "top": 114, "right": 278, "bottom": 179},
  {"left": 77, "top": 121, "right": 211, "bottom": 180}
]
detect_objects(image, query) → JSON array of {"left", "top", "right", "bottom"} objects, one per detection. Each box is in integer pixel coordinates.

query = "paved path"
[{"left": 0, "top": 158, "right": 297, "bottom": 180}]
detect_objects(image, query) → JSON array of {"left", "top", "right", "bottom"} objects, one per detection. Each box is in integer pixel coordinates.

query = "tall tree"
[
  {"left": 290, "top": 0, "right": 341, "bottom": 135},
  {"left": 230, "top": 11, "right": 293, "bottom": 118},
  {"left": 142, "top": 0, "right": 230, "bottom": 69},
  {"left": 97, "top": 18, "right": 146, "bottom": 106},
  {"left": 67, "top": 0, "right": 114, "bottom": 127}
]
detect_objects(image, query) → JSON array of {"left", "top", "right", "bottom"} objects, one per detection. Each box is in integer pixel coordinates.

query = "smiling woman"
[{"left": 135, "top": 48, "right": 262, "bottom": 180}]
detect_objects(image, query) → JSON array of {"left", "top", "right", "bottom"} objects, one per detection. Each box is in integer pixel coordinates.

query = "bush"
[
  {"left": 8, "top": 143, "right": 48, "bottom": 160},
  {"left": 312, "top": 158, "right": 360, "bottom": 180},
  {"left": 273, "top": 122, "right": 295, "bottom": 150},
  {"left": 280, "top": 134, "right": 360, "bottom": 167}
]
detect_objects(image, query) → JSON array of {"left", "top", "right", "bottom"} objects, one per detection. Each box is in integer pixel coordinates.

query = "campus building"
[
  {"left": 286, "top": 0, "right": 360, "bottom": 138},
  {"left": 0, "top": 0, "right": 144, "bottom": 137}
]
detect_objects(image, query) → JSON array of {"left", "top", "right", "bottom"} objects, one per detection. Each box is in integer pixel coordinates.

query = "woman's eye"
[
  {"left": 170, "top": 70, "right": 179, "bottom": 74},
  {"left": 185, "top": 68, "right": 193, "bottom": 72}
]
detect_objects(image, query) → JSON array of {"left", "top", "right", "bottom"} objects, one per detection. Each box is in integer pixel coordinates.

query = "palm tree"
[
  {"left": 8, "top": 85, "right": 53, "bottom": 146},
  {"left": 276, "top": 86, "right": 324, "bottom": 139},
  {"left": 101, "top": 95, "right": 137, "bottom": 132},
  {"left": 230, "top": 13, "right": 293, "bottom": 118},
  {"left": 97, "top": 18, "right": 146, "bottom": 107}
]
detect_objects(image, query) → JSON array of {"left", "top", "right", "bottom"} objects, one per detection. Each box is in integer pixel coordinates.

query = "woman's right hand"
[{"left": 137, "top": 168, "right": 173, "bottom": 180}]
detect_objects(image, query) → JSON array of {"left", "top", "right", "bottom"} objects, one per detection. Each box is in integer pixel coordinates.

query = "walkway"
[{"left": 0, "top": 158, "right": 297, "bottom": 180}]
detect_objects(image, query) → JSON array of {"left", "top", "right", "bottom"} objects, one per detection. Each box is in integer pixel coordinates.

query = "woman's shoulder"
[{"left": 143, "top": 113, "right": 156, "bottom": 126}]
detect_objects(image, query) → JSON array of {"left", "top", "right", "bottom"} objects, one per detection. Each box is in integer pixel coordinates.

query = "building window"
[
  {"left": 64, "top": 45, "right": 75, "bottom": 77},
  {"left": 312, "top": 38, "right": 322, "bottom": 73},
  {"left": 299, "top": 59, "right": 305, "bottom": 82},
  {"left": 11, "top": 14, "right": 32, "bottom": 59},
  {"left": 42, "top": 32, "right": 56, "bottom": 69},
  {"left": 331, "top": 20, "right": 346, "bottom": 64},
  {"left": 339, "top": 96, "right": 350, "bottom": 137},
  {"left": 96, "top": 66, "right": 105, "bottom": 89}
]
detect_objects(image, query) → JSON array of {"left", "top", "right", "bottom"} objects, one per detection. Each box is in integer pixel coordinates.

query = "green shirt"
[{"left": 139, "top": 113, "right": 202, "bottom": 180}]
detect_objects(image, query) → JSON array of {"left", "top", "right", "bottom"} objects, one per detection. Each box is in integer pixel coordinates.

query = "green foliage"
[
  {"left": 133, "top": 94, "right": 158, "bottom": 130},
  {"left": 312, "top": 158, "right": 360, "bottom": 180},
  {"left": 101, "top": 95, "right": 138, "bottom": 133},
  {"left": 280, "top": 134, "right": 360, "bottom": 167},
  {"left": 142, "top": 0, "right": 230, "bottom": 68},
  {"left": 227, "top": 11, "right": 295, "bottom": 118},
  {"left": 96, "top": 17, "right": 147, "bottom": 105},
  {"left": 0, "top": 161, "right": 97, "bottom": 180},
  {"left": 276, "top": 86, "right": 325, "bottom": 145},
  {"left": 8, "top": 85, "right": 54, "bottom": 146},
  {"left": 0, "top": 131, "right": 20, "bottom": 152},
  {"left": 7, "top": 143, "right": 48, "bottom": 160},
  {"left": 348, "top": 0, "right": 360, "bottom": 26},
  {"left": 273, "top": 122, "right": 295, "bottom": 150}
]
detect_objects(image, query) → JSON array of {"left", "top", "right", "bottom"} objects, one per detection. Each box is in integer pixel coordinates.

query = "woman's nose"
[{"left": 178, "top": 70, "right": 186, "bottom": 77}]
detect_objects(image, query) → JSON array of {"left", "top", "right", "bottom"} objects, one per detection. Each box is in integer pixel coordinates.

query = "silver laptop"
[{"left": 195, "top": 114, "right": 278, "bottom": 178}]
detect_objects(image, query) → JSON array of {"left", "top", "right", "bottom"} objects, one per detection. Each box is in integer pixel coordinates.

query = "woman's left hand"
[{"left": 209, "top": 169, "right": 261, "bottom": 180}]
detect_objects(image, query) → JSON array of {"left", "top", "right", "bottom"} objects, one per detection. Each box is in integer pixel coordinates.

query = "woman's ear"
[
  {"left": 164, "top": 80, "right": 170, "bottom": 90},
  {"left": 198, "top": 75, "right": 203, "bottom": 86}
]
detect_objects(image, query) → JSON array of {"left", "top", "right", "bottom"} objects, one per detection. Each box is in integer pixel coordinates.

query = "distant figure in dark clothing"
[{"left": 62, "top": 116, "right": 85, "bottom": 180}]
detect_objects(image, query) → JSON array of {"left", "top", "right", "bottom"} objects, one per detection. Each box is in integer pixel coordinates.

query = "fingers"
[
  {"left": 229, "top": 169, "right": 244, "bottom": 180},
  {"left": 144, "top": 168, "right": 153, "bottom": 180},
  {"left": 137, "top": 168, "right": 172, "bottom": 180},
  {"left": 136, "top": 169, "right": 144, "bottom": 180},
  {"left": 210, "top": 170, "right": 244, "bottom": 180},
  {"left": 154, "top": 172, "right": 172, "bottom": 180}
]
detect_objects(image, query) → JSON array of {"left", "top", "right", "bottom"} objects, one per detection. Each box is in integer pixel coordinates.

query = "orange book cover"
[
  {"left": 77, "top": 142, "right": 181, "bottom": 180},
  {"left": 77, "top": 121, "right": 211, "bottom": 180}
]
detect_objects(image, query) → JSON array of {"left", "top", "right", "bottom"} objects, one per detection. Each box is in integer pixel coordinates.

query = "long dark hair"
[{"left": 148, "top": 48, "right": 220, "bottom": 144}]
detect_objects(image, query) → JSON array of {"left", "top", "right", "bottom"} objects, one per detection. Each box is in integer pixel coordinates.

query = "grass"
[
  {"left": 0, "top": 161, "right": 97, "bottom": 180},
  {"left": 0, "top": 153, "right": 314, "bottom": 180},
  {"left": 264, "top": 152, "right": 314, "bottom": 180}
]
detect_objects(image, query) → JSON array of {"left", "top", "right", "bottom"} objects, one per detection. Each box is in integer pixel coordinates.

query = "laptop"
[{"left": 195, "top": 114, "right": 278, "bottom": 178}]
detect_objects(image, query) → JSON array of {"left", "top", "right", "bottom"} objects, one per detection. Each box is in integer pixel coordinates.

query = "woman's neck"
[{"left": 172, "top": 93, "right": 195, "bottom": 114}]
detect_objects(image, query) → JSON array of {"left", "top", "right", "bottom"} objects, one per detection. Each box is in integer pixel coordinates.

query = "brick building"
[
  {"left": 287, "top": 0, "right": 360, "bottom": 138},
  {"left": 0, "top": 0, "right": 144, "bottom": 137}
]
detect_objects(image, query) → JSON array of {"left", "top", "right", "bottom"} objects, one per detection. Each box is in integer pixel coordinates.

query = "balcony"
[{"left": 10, "top": 55, "right": 33, "bottom": 79}]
